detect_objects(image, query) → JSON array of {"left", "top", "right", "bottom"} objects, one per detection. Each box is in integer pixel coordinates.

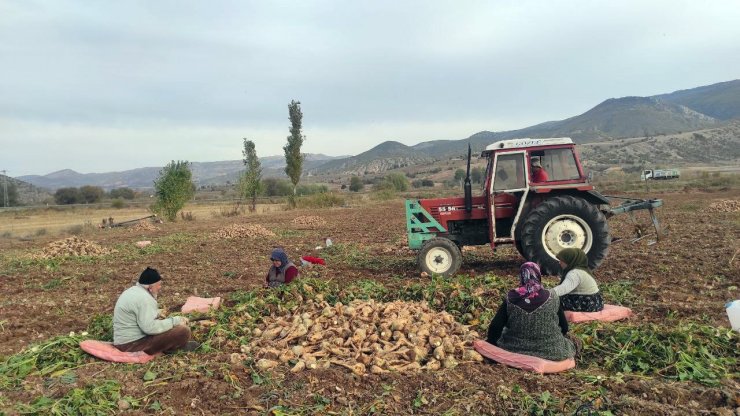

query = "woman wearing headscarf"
[
  {"left": 265, "top": 248, "right": 299, "bottom": 288},
  {"left": 486, "top": 262, "right": 576, "bottom": 361},
  {"left": 553, "top": 248, "right": 604, "bottom": 312}
]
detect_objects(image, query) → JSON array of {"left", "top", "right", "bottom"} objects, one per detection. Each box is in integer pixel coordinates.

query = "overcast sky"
[{"left": 1, "top": 0, "right": 739, "bottom": 176}]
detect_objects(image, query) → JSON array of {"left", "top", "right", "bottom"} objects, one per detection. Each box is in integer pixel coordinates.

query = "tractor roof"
[{"left": 482, "top": 137, "right": 573, "bottom": 155}]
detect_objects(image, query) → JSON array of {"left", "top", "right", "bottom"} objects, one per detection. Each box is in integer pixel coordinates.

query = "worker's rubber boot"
[{"left": 182, "top": 341, "right": 200, "bottom": 352}]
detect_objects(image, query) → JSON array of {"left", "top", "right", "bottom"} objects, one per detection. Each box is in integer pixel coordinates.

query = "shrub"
[
  {"left": 153, "top": 160, "right": 195, "bottom": 221},
  {"left": 370, "top": 189, "right": 397, "bottom": 201},
  {"left": 54, "top": 188, "right": 81, "bottom": 205},
  {"left": 262, "top": 178, "right": 294, "bottom": 197},
  {"left": 412, "top": 179, "right": 434, "bottom": 188},
  {"left": 79, "top": 186, "right": 105, "bottom": 203},
  {"left": 298, "top": 192, "right": 344, "bottom": 208},
  {"left": 296, "top": 183, "right": 329, "bottom": 195},
  {"left": 109, "top": 187, "right": 136, "bottom": 200},
  {"left": 383, "top": 172, "right": 409, "bottom": 192},
  {"left": 349, "top": 176, "right": 364, "bottom": 192},
  {"left": 111, "top": 198, "right": 126, "bottom": 209}
]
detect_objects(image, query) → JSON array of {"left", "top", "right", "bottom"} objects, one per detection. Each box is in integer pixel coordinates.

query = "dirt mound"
[
  {"left": 211, "top": 224, "right": 276, "bottom": 239},
  {"left": 130, "top": 221, "right": 159, "bottom": 231},
  {"left": 707, "top": 199, "right": 740, "bottom": 213},
  {"left": 239, "top": 299, "right": 482, "bottom": 375},
  {"left": 36, "top": 237, "right": 116, "bottom": 259},
  {"left": 292, "top": 216, "right": 326, "bottom": 227}
]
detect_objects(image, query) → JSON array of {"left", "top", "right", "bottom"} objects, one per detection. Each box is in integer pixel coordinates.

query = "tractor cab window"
[
  {"left": 531, "top": 148, "right": 581, "bottom": 182},
  {"left": 484, "top": 157, "right": 495, "bottom": 192},
  {"left": 493, "top": 153, "right": 525, "bottom": 191}
]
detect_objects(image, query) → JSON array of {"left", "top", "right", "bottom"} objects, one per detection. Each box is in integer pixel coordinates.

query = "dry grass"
[{"left": 0, "top": 202, "right": 285, "bottom": 238}]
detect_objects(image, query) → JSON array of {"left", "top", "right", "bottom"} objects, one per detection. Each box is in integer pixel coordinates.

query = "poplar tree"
[
  {"left": 284, "top": 100, "right": 305, "bottom": 207},
  {"left": 240, "top": 138, "right": 262, "bottom": 211}
]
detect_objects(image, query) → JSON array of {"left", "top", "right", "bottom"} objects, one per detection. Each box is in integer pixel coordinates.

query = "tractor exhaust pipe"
[{"left": 464, "top": 143, "right": 472, "bottom": 213}]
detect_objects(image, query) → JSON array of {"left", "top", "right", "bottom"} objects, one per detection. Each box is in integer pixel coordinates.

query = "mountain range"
[
  {"left": 18, "top": 154, "right": 344, "bottom": 191},
  {"left": 17, "top": 79, "right": 740, "bottom": 190}
]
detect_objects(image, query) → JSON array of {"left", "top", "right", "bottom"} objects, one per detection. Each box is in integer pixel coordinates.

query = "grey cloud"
[{"left": 1, "top": 0, "right": 739, "bottom": 175}]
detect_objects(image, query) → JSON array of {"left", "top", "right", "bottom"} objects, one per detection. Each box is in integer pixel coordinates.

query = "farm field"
[{"left": 0, "top": 189, "right": 738, "bottom": 415}]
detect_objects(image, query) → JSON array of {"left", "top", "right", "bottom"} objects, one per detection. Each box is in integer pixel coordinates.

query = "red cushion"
[
  {"left": 473, "top": 340, "right": 575, "bottom": 374},
  {"left": 300, "top": 256, "right": 326, "bottom": 265},
  {"left": 565, "top": 304, "right": 633, "bottom": 323},
  {"left": 80, "top": 340, "right": 159, "bottom": 363},
  {"left": 181, "top": 296, "right": 222, "bottom": 314}
]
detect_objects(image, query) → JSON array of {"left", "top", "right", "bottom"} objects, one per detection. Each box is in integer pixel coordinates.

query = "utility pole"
[{"left": 1, "top": 170, "right": 8, "bottom": 208}]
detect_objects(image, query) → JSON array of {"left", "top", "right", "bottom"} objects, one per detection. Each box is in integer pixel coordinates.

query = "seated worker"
[
  {"left": 553, "top": 248, "right": 604, "bottom": 312},
  {"left": 113, "top": 267, "right": 199, "bottom": 354},
  {"left": 486, "top": 262, "right": 577, "bottom": 361},
  {"left": 531, "top": 158, "right": 549, "bottom": 182},
  {"left": 266, "top": 248, "right": 299, "bottom": 288}
]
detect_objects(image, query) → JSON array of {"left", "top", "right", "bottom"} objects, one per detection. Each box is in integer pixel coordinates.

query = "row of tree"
[
  {"left": 54, "top": 186, "right": 137, "bottom": 205},
  {"left": 239, "top": 100, "right": 305, "bottom": 211},
  {"left": 454, "top": 167, "right": 485, "bottom": 184},
  {"left": 152, "top": 100, "right": 307, "bottom": 220}
]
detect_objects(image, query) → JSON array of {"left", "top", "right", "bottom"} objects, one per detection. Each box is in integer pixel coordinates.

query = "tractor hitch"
[{"left": 604, "top": 197, "right": 663, "bottom": 243}]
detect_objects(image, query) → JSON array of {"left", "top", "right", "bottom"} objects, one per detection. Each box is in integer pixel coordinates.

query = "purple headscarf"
[
  {"left": 270, "top": 248, "right": 290, "bottom": 273},
  {"left": 514, "top": 262, "right": 543, "bottom": 301}
]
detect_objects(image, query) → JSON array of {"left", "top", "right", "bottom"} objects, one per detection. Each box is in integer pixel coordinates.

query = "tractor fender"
[{"left": 530, "top": 189, "right": 610, "bottom": 206}]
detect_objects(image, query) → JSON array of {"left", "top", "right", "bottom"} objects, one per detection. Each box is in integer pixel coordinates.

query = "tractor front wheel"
[
  {"left": 417, "top": 238, "right": 462, "bottom": 277},
  {"left": 520, "top": 195, "right": 610, "bottom": 275}
]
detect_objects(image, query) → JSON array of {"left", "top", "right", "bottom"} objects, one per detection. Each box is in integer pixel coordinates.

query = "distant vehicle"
[{"left": 641, "top": 169, "right": 680, "bottom": 180}]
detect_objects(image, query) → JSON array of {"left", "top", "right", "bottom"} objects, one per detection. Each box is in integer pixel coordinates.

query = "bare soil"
[{"left": 0, "top": 189, "right": 738, "bottom": 415}]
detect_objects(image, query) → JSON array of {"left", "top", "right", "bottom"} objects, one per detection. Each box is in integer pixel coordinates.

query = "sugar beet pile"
[
  {"left": 291, "top": 216, "right": 326, "bottom": 227},
  {"left": 707, "top": 199, "right": 740, "bottom": 213},
  {"left": 130, "top": 221, "right": 159, "bottom": 231},
  {"left": 239, "top": 299, "right": 483, "bottom": 375},
  {"left": 211, "top": 224, "right": 276, "bottom": 239},
  {"left": 35, "top": 236, "right": 116, "bottom": 259}
]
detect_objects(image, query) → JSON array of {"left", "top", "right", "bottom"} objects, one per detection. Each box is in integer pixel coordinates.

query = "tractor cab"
[{"left": 483, "top": 137, "right": 590, "bottom": 245}]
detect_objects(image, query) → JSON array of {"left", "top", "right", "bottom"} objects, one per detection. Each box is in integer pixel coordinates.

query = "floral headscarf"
[{"left": 514, "top": 262, "right": 543, "bottom": 302}]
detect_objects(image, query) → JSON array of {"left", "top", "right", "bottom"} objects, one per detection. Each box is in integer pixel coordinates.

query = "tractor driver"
[{"left": 531, "top": 158, "right": 549, "bottom": 182}]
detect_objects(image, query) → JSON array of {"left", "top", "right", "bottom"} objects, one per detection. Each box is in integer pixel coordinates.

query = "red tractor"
[{"left": 406, "top": 138, "right": 662, "bottom": 276}]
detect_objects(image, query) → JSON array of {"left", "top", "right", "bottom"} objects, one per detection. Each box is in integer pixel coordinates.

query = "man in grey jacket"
[{"left": 113, "top": 267, "right": 198, "bottom": 354}]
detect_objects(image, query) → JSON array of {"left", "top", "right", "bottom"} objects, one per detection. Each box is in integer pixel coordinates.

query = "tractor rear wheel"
[
  {"left": 520, "top": 195, "right": 610, "bottom": 275},
  {"left": 417, "top": 238, "right": 462, "bottom": 277}
]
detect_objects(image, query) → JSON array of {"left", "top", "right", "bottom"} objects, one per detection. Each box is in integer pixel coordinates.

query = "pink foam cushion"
[
  {"left": 181, "top": 296, "right": 222, "bottom": 314},
  {"left": 473, "top": 340, "right": 575, "bottom": 374},
  {"left": 565, "top": 304, "right": 633, "bottom": 323},
  {"left": 79, "top": 340, "right": 159, "bottom": 364},
  {"left": 135, "top": 241, "right": 152, "bottom": 248}
]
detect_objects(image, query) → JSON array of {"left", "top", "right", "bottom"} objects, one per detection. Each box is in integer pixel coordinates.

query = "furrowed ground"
[{"left": 0, "top": 189, "right": 738, "bottom": 415}]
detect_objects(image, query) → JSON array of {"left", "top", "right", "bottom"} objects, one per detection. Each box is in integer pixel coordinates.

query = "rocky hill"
[
  {"left": 310, "top": 141, "right": 435, "bottom": 175},
  {"left": 505, "top": 96, "right": 719, "bottom": 143},
  {"left": 0, "top": 175, "right": 52, "bottom": 206},
  {"left": 579, "top": 121, "right": 740, "bottom": 170},
  {"left": 656, "top": 79, "right": 740, "bottom": 121}
]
